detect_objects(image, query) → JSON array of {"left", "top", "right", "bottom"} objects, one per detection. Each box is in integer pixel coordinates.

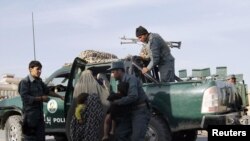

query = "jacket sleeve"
[
  {"left": 114, "top": 77, "right": 138, "bottom": 105},
  {"left": 19, "top": 80, "right": 36, "bottom": 105},
  {"left": 147, "top": 37, "right": 161, "bottom": 70},
  {"left": 41, "top": 81, "right": 50, "bottom": 95}
]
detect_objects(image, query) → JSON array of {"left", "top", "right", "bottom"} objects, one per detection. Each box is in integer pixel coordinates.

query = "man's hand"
[
  {"left": 42, "top": 96, "right": 50, "bottom": 102},
  {"left": 142, "top": 67, "right": 149, "bottom": 74},
  {"left": 48, "top": 91, "right": 65, "bottom": 101},
  {"left": 60, "top": 96, "right": 65, "bottom": 101},
  {"left": 112, "top": 100, "right": 119, "bottom": 105},
  {"left": 78, "top": 119, "right": 84, "bottom": 124},
  {"left": 139, "top": 53, "right": 145, "bottom": 58}
]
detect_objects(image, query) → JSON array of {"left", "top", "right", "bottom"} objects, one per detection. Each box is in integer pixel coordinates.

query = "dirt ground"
[{"left": 0, "top": 130, "right": 208, "bottom": 141}]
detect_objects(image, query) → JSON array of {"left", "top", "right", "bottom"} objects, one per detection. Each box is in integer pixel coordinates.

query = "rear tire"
[
  {"left": 5, "top": 115, "right": 23, "bottom": 141},
  {"left": 145, "top": 115, "right": 172, "bottom": 141}
]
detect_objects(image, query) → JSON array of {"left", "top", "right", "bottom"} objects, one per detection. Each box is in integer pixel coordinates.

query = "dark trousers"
[
  {"left": 159, "top": 57, "right": 175, "bottom": 82},
  {"left": 114, "top": 106, "right": 151, "bottom": 141},
  {"left": 23, "top": 116, "right": 45, "bottom": 141}
]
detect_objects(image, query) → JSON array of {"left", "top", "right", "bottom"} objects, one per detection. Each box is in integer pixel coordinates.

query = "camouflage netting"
[
  {"left": 78, "top": 50, "right": 118, "bottom": 63},
  {"left": 70, "top": 70, "right": 110, "bottom": 141},
  {"left": 139, "top": 45, "right": 150, "bottom": 59}
]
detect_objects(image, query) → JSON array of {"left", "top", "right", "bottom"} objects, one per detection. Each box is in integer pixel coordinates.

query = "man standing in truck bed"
[{"left": 136, "top": 26, "right": 175, "bottom": 82}]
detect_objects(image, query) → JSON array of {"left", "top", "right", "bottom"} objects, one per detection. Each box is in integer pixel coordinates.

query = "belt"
[{"left": 137, "top": 102, "right": 147, "bottom": 108}]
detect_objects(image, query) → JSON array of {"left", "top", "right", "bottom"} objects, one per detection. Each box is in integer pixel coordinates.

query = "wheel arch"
[
  {"left": 0, "top": 107, "right": 22, "bottom": 129},
  {"left": 151, "top": 106, "right": 172, "bottom": 133}
]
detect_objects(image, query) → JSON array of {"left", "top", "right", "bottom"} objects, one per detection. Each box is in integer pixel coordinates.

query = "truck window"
[
  {"left": 110, "top": 75, "right": 118, "bottom": 93},
  {"left": 72, "top": 68, "right": 83, "bottom": 87},
  {"left": 50, "top": 76, "right": 68, "bottom": 87},
  {"left": 48, "top": 73, "right": 69, "bottom": 93},
  {"left": 49, "top": 73, "right": 69, "bottom": 87}
]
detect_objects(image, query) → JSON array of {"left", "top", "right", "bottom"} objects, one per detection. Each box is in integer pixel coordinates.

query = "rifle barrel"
[
  {"left": 121, "top": 41, "right": 137, "bottom": 45},
  {"left": 132, "top": 62, "right": 160, "bottom": 84}
]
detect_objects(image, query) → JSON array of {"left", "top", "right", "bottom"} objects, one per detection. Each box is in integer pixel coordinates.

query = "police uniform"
[
  {"left": 109, "top": 61, "right": 151, "bottom": 141},
  {"left": 146, "top": 33, "right": 175, "bottom": 82},
  {"left": 136, "top": 26, "right": 175, "bottom": 82},
  {"left": 19, "top": 75, "right": 49, "bottom": 141}
]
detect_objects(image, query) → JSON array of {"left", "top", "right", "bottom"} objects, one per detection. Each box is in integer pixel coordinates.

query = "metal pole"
[{"left": 32, "top": 12, "right": 36, "bottom": 60}]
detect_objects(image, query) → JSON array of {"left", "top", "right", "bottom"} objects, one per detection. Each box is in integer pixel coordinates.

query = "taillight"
[{"left": 201, "top": 86, "right": 219, "bottom": 113}]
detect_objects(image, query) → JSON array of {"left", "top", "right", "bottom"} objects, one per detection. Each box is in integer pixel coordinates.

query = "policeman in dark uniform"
[
  {"left": 108, "top": 60, "right": 151, "bottom": 141},
  {"left": 18, "top": 61, "right": 64, "bottom": 141}
]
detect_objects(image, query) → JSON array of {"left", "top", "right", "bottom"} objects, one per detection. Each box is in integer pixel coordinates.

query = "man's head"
[
  {"left": 227, "top": 74, "right": 236, "bottom": 85},
  {"left": 108, "top": 60, "right": 125, "bottom": 80},
  {"left": 29, "top": 60, "right": 42, "bottom": 78},
  {"left": 136, "top": 26, "right": 149, "bottom": 43}
]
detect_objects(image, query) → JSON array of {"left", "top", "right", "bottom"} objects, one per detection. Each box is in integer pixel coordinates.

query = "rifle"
[
  {"left": 166, "top": 41, "right": 181, "bottom": 49},
  {"left": 120, "top": 36, "right": 139, "bottom": 44},
  {"left": 131, "top": 61, "right": 160, "bottom": 84},
  {"left": 120, "top": 36, "right": 181, "bottom": 49}
]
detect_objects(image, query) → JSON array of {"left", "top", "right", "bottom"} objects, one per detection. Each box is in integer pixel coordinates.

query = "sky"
[{"left": 0, "top": 0, "right": 250, "bottom": 86}]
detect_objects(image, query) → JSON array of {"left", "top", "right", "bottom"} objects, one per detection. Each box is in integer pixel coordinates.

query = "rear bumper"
[{"left": 201, "top": 112, "right": 242, "bottom": 128}]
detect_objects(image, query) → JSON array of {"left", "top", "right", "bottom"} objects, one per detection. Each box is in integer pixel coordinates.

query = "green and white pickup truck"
[{"left": 0, "top": 57, "right": 249, "bottom": 141}]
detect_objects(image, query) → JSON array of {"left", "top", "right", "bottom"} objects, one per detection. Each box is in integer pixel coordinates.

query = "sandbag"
[{"left": 78, "top": 50, "right": 118, "bottom": 63}]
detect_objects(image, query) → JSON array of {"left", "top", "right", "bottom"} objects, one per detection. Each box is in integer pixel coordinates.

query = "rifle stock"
[{"left": 167, "top": 41, "right": 181, "bottom": 49}]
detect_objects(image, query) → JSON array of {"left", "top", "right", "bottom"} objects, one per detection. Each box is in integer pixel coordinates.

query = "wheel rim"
[
  {"left": 145, "top": 126, "right": 158, "bottom": 141},
  {"left": 8, "top": 125, "right": 18, "bottom": 141}
]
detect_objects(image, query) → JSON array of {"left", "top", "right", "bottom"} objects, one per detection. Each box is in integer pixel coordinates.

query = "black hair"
[
  {"left": 136, "top": 26, "right": 149, "bottom": 37},
  {"left": 117, "top": 82, "right": 129, "bottom": 96},
  {"left": 77, "top": 93, "right": 89, "bottom": 104},
  {"left": 29, "top": 60, "right": 42, "bottom": 69}
]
